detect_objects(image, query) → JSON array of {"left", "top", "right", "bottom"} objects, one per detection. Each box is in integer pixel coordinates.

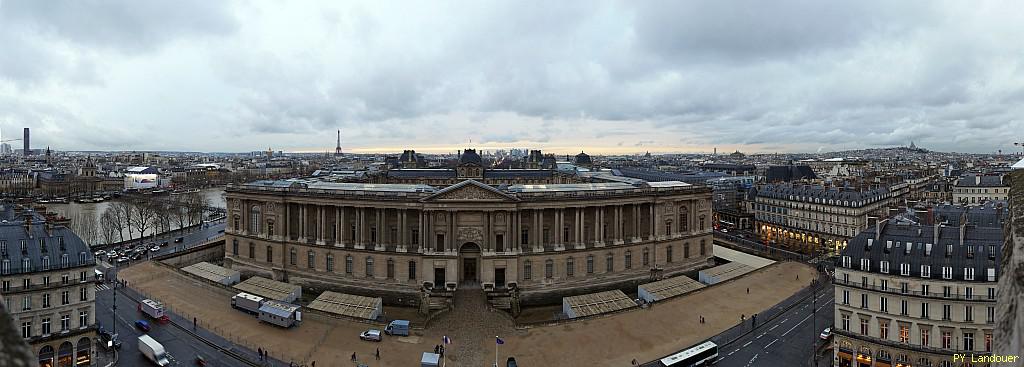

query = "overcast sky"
[{"left": 2, "top": 1, "right": 1023, "bottom": 155}]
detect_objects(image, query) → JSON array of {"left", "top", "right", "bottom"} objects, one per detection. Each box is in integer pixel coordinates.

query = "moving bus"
[{"left": 661, "top": 341, "right": 719, "bottom": 366}]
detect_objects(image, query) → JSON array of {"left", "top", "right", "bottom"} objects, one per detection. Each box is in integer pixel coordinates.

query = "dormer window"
[
  {"left": 964, "top": 268, "right": 975, "bottom": 281},
  {"left": 866, "top": 239, "right": 873, "bottom": 250},
  {"left": 921, "top": 265, "right": 931, "bottom": 278},
  {"left": 21, "top": 240, "right": 27, "bottom": 253},
  {"left": 841, "top": 256, "right": 851, "bottom": 268},
  {"left": 925, "top": 243, "right": 932, "bottom": 256},
  {"left": 57, "top": 236, "right": 64, "bottom": 251},
  {"left": 900, "top": 263, "right": 911, "bottom": 276},
  {"left": 966, "top": 246, "right": 974, "bottom": 259},
  {"left": 905, "top": 243, "right": 913, "bottom": 255},
  {"left": 880, "top": 261, "right": 890, "bottom": 274},
  {"left": 945, "top": 244, "right": 953, "bottom": 258},
  {"left": 860, "top": 258, "right": 871, "bottom": 271},
  {"left": 41, "top": 256, "right": 49, "bottom": 270},
  {"left": 941, "top": 266, "right": 952, "bottom": 280},
  {"left": 39, "top": 238, "right": 46, "bottom": 253},
  {"left": 60, "top": 254, "right": 69, "bottom": 268},
  {"left": 0, "top": 241, "right": 6, "bottom": 255},
  {"left": 987, "top": 268, "right": 996, "bottom": 281}
]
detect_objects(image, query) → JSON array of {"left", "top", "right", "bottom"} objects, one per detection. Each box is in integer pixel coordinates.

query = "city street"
[
  {"left": 92, "top": 221, "right": 258, "bottom": 367},
  {"left": 716, "top": 283, "right": 835, "bottom": 367}
]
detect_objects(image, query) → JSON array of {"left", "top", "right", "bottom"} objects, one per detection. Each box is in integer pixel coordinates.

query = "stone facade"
[{"left": 223, "top": 174, "right": 714, "bottom": 305}]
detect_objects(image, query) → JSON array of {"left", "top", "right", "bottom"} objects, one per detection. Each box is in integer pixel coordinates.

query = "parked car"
[
  {"left": 160, "top": 241, "right": 169, "bottom": 247},
  {"left": 135, "top": 319, "right": 151, "bottom": 332},
  {"left": 359, "top": 329, "right": 382, "bottom": 342},
  {"left": 174, "top": 237, "right": 184, "bottom": 243},
  {"left": 98, "top": 330, "right": 122, "bottom": 350},
  {"left": 132, "top": 252, "right": 144, "bottom": 260},
  {"left": 150, "top": 246, "right": 160, "bottom": 252},
  {"left": 95, "top": 250, "right": 106, "bottom": 257},
  {"left": 507, "top": 357, "right": 518, "bottom": 367},
  {"left": 118, "top": 256, "right": 130, "bottom": 264},
  {"left": 819, "top": 327, "right": 832, "bottom": 340}
]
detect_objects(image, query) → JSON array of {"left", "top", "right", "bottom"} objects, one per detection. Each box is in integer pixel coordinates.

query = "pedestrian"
[
  {"left": 258, "top": 348, "right": 263, "bottom": 361},
  {"left": 741, "top": 314, "right": 745, "bottom": 321},
  {"left": 193, "top": 317, "right": 197, "bottom": 330},
  {"left": 311, "top": 361, "right": 315, "bottom": 367},
  {"left": 375, "top": 347, "right": 380, "bottom": 360},
  {"left": 351, "top": 352, "right": 357, "bottom": 361},
  {"left": 746, "top": 287, "right": 749, "bottom": 294},
  {"left": 632, "top": 358, "right": 638, "bottom": 366}
]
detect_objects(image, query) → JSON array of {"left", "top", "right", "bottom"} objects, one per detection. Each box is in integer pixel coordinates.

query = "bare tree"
[
  {"left": 184, "top": 192, "right": 209, "bottom": 227},
  {"left": 154, "top": 202, "right": 172, "bottom": 239},
  {"left": 78, "top": 212, "right": 99, "bottom": 246},
  {"left": 171, "top": 196, "right": 189, "bottom": 235},
  {"left": 131, "top": 200, "right": 156, "bottom": 242},
  {"left": 100, "top": 208, "right": 120, "bottom": 245},
  {"left": 111, "top": 201, "right": 135, "bottom": 241}
]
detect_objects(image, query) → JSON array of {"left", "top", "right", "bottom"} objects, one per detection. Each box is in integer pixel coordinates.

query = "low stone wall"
[
  {"left": 518, "top": 260, "right": 710, "bottom": 306},
  {"left": 155, "top": 239, "right": 226, "bottom": 268}
]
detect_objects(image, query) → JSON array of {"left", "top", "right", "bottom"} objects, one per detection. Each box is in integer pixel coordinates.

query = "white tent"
[{"left": 1013, "top": 157, "right": 1024, "bottom": 170}]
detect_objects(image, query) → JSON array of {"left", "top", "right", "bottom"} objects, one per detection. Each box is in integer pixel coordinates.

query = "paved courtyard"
[{"left": 119, "top": 261, "right": 815, "bottom": 366}]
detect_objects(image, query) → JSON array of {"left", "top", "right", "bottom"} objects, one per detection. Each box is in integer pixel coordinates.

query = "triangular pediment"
[{"left": 421, "top": 180, "right": 518, "bottom": 202}]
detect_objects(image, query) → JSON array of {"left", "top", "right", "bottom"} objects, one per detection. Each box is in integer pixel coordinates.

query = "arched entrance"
[
  {"left": 57, "top": 341, "right": 73, "bottom": 367},
  {"left": 39, "top": 345, "right": 55, "bottom": 367},
  {"left": 459, "top": 242, "right": 481, "bottom": 284}
]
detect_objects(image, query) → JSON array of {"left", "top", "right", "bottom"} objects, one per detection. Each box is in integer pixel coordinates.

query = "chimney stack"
[
  {"left": 933, "top": 223, "right": 940, "bottom": 244},
  {"left": 959, "top": 222, "right": 966, "bottom": 249},
  {"left": 975, "top": 175, "right": 981, "bottom": 185}
]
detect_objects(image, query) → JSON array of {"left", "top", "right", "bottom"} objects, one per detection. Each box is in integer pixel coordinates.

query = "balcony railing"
[{"left": 834, "top": 278, "right": 996, "bottom": 303}]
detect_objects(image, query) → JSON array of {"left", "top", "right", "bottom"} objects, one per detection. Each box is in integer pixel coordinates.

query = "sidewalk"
[{"left": 115, "top": 284, "right": 286, "bottom": 367}]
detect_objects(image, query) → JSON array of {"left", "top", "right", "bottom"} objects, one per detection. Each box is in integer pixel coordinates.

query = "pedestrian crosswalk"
[{"left": 95, "top": 284, "right": 111, "bottom": 292}]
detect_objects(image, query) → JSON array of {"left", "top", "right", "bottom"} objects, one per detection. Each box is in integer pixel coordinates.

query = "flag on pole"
[
  {"left": 496, "top": 336, "right": 505, "bottom": 345},
  {"left": 443, "top": 335, "right": 452, "bottom": 345}
]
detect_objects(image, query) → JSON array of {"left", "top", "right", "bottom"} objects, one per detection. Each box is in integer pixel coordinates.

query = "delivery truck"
[
  {"left": 138, "top": 335, "right": 170, "bottom": 366},
  {"left": 384, "top": 320, "right": 410, "bottom": 336},
  {"left": 140, "top": 299, "right": 167, "bottom": 321},
  {"left": 231, "top": 292, "right": 265, "bottom": 314}
]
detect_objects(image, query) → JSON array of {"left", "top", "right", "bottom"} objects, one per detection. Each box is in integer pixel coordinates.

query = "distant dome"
[
  {"left": 460, "top": 149, "right": 482, "bottom": 166},
  {"left": 575, "top": 151, "right": 592, "bottom": 165}
]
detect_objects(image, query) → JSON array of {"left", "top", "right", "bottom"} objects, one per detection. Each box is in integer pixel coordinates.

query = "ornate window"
[
  {"left": 684, "top": 243, "right": 690, "bottom": 258},
  {"left": 566, "top": 257, "right": 575, "bottom": 277},
  {"left": 679, "top": 208, "right": 688, "bottom": 233},
  {"left": 326, "top": 253, "right": 334, "bottom": 272},
  {"left": 250, "top": 205, "right": 261, "bottom": 234},
  {"left": 307, "top": 251, "right": 315, "bottom": 269},
  {"left": 346, "top": 255, "right": 354, "bottom": 274},
  {"left": 666, "top": 245, "right": 673, "bottom": 263},
  {"left": 605, "top": 253, "right": 613, "bottom": 272},
  {"left": 408, "top": 261, "right": 417, "bottom": 280},
  {"left": 232, "top": 240, "right": 239, "bottom": 256},
  {"left": 586, "top": 255, "right": 594, "bottom": 274},
  {"left": 366, "top": 257, "right": 375, "bottom": 277},
  {"left": 544, "top": 259, "right": 553, "bottom": 279},
  {"left": 266, "top": 246, "right": 273, "bottom": 263},
  {"left": 523, "top": 260, "right": 532, "bottom": 280},
  {"left": 289, "top": 248, "right": 297, "bottom": 265},
  {"left": 700, "top": 240, "right": 706, "bottom": 256},
  {"left": 624, "top": 250, "right": 632, "bottom": 269},
  {"left": 642, "top": 247, "right": 650, "bottom": 266},
  {"left": 387, "top": 258, "right": 395, "bottom": 279},
  {"left": 248, "top": 243, "right": 255, "bottom": 259}
]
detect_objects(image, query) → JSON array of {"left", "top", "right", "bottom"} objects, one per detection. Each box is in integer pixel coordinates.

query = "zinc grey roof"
[
  {"left": 755, "top": 183, "right": 891, "bottom": 207},
  {"left": 482, "top": 170, "right": 553, "bottom": 179},
  {"left": 931, "top": 201, "right": 1007, "bottom": 228},
  {"left": 386, "top": 169, "right": 457, "bottom": 179},
  {"left": 765, "top": 165, "right": 817, "bottom": 182},
  {"left": 954, "top": 174, "right": 1006, "bottom": 187},
  {"left": 838, "top": 223, "right": 1002, "bottom": 282},
  {"left": 507, "top": 182, "right": 636, "bottom": 193},
  {"left": 0, "top": 206, "right": 94, "bottom": 275}
]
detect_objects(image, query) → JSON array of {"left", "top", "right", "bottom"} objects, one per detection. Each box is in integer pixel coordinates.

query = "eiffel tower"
[{"left": 334, "top": 129, "right": 343, "bottom": 156}]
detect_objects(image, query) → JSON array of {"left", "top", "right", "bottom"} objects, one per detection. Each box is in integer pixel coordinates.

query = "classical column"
[
  {"left": 317, "top": 205, "right": 325, "bottom": 245},
  {"left": 284, "top": 204, "right": 291, "bottom": 240},
  {"left": 594, "top": 206, "right": 603, "bottom": 246},
  {"left": 448, "top": 211, "right": 455, "bottom": 253},
  {"left": 614, "top": 205, "right": 622, "bottom": 244},
  {"left": 484, "top": 210, "right": 492, "bottom": 253},
  {"left": 399, "top": 209, "right": 407, "bottom": 252},
  {"left": 418, "top": 210, "right": 425, "bottom": 253},
  {"left": 536, "top": 208, "right": 544, "bottom": 251},
  {"left": 339, "top": 206, "right": 347, "bottom": 247},
  {"left": 633, "top": 204, "right": 641, "bottom": 242},
  {"left": 574, "top": 207, "right": 583, "bottom": 249},
  {"left": 554, "top": 209, "right": 563, "bottom": 250},
  {"left": 376, "top": 208, "right": 385, "bottom": 251},
  {"left": 649, "top": 202, "right": 656, "bottom": 241},
  {"left": 355, "top": 207, "right": 365, "bottom": 249},
  {"left": 298, "top": 204, "right": 306, "bottom": 242}
]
